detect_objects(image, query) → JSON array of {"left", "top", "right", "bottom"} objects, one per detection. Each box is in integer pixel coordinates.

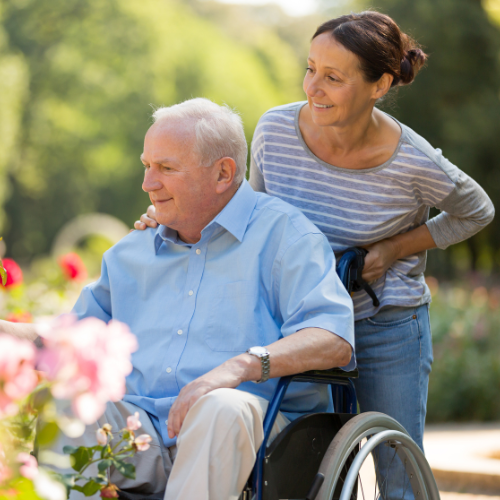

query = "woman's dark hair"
[{"left": 313, "top": 11, "right": 427, "bottom": 86}]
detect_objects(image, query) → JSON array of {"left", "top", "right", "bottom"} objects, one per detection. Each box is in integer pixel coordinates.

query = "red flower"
[
  {"left": 100, "top": 484, "right": 119, "bottom": 498},
  {"left": 1, "top": 259, "right": 23, "bottom": 289},
  {"left": 58, "top": 253, "right": 87, "bottom": 282},
  {"left": 6, "top": 312, "right": 33, "bottom": 323}
]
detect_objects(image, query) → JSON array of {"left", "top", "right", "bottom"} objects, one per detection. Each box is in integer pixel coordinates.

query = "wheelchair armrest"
[{"left": 291, "top": 367, "right": 358, "bottom": 384}]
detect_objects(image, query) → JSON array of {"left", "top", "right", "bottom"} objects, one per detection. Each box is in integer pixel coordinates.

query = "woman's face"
[{"left": 303, "top": 33, "right": 379, "bottom": 128}]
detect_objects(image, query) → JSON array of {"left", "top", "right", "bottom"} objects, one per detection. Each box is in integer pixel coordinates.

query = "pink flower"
[
  {"left": 126, "top": 412, "right": 142, "bottom": 432},
  {"left": 17, "top": 452, "right": 38, "bottom": 480},
  {"left": 37, "top": 315, "right": 138, "bottom": 424},
  {"left": 0, "top": 335, "right": 38, "bottom": 417},
  {"left": 1, "top": 259, "right": 23, "bottom": 289},
  {"left": 133, "top": 434, "right": 152, "bottom": 451},
  {"left": 58, "top": 253, "right": 87, "bottom": 282},
  {"left": 100, "top": 483, "right": 119, "bottom": 498},
  {"left": 96, "top": 428, "right": 108, "bottom": 446}
]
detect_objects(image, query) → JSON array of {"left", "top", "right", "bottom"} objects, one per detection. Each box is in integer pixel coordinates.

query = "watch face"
[{"left": 249, "top": 346, "right": 268, "bottom": 356}]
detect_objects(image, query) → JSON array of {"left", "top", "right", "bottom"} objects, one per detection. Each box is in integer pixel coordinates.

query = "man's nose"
[{"left": 142, "top": 168, "right": 163, "bottom": 192}]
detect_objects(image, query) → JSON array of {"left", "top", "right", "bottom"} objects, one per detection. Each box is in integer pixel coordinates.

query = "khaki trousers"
[{"left": 48, "top": 388, "right": 289, "bottom": 500}]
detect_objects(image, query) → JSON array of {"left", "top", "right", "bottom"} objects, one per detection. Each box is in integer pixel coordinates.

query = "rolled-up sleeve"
[
  {"left": 275, "top": 232, "right": 356, "bottom": 370},
  {"left": 72, "top": 258, "right": 112, "bottom": 322}
]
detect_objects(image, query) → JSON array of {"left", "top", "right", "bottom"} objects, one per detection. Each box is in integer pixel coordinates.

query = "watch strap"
[{"left": 247, "top": 347, "right": 270, "bottom": 383}]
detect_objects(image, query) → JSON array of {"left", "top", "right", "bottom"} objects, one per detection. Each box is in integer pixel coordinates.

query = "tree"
[
  {"left": 357, "top": 0, "right": 500, "bottom": 275},
  {"left": 1, "top": 0, "right": 303, "bottom": 259}
]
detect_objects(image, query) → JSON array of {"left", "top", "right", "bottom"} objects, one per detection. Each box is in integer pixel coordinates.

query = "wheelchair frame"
[
  {"left": 250, "top": 368, "right": 359, "bottom": 500},
  {"left": 243, "top": 249, "right": 440, "bottom": 500}
]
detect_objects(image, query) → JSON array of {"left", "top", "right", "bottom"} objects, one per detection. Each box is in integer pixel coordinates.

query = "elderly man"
[{"left": 4, "top": 98, "right": 354, "bottom": 500}]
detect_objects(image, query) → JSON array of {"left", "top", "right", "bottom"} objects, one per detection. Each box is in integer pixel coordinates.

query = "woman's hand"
[
  {"left": 361, "top": 225, "right": 437, "bottom": 282},
  {"left": 133, "top": 205, "right": 158, "bottom": 230},
  {"left": 361, "top": 239, "right": 401, "bottom": 282}
]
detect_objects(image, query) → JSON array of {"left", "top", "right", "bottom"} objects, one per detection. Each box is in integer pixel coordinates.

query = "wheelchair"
[{"left": 239, "top": 248, "right": 440, "bottom": 500}]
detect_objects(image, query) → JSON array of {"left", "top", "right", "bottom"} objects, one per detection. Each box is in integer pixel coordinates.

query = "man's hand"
[
  {"left": 133, "top": 205, "right": 158, "bottom": 230},
  {"left": 167, "top": 354, "right": 260, "bottom": 438},
  {"left": 167, "top": 327, "right": 352, "bottom": 438},
  {"left": 0, "top": 320, "right": 38, "bottom": 342}
]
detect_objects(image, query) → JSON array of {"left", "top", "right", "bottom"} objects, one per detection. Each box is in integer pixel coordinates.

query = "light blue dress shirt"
[{"left": 72, "top": 180, "right": 355, "bottom": 447}]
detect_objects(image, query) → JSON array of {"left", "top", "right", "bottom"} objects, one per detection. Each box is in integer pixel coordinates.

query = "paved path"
[{"left": 424, "top": 423, "right": 500, "bottom": 496}]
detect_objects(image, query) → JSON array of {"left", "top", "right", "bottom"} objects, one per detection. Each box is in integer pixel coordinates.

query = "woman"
[{"left": 137, "top": 10, "right": 494, "bottom": 476}]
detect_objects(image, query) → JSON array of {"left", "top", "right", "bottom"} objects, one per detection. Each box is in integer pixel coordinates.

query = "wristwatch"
[{"left": 246, "top": 346, "right": 271, "bottom": 384}]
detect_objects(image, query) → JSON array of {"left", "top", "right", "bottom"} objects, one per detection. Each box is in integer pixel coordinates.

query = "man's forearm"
[
  {"left": 231, "top": 327, "right": 352, "bottom": 385},
  {"left": 0, "top": 320, "right": 39, "bottom": 342}
]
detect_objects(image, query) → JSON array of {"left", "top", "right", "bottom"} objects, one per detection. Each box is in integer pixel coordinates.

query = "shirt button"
[
  {"left": 188, "top": 290, "right": 194, "bottom": 296},
  {"left": 166, "top": 367, "right": 172, "bottom": 373},
  {"left": 177, "top": 329, "right": 183, "bottom": 335},
  {"left": 165, "top": 419, "right": 168, "bottom": 425},
  {"left": 196, "top": 249, "right": 201, "bottom": 255}
]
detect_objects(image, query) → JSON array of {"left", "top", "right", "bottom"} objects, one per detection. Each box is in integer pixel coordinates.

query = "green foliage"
[
  {"left": 0, "top": 477, "right": 44, "bottom": 500},
  {"left": 68, "top": 446, "right": 93, "bottom": 473},
  {"left": 112, "top": 459, "right": 135, "bottom": 480},
  {"left": 0, "top": 0, "right": 303, "bottom": 259},
  {"left": 35, "top": 421, "right": 59, "bottom": 446},
  {"left": 359, "top": 0, "right": 500, "bottom": 275},
  {"left": 427, "top": 280, "right": 500, "bottom": 421}
]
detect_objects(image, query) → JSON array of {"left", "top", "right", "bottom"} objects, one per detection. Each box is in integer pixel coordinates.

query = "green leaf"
[
  {"left": 58, "top": 473, "right": 76, "bottom": 488},
  {"left": 36, "top": 421, "right": 59, "bottom": 446},
  {"left": 72, "top": 485, "right": 85, "bottom": 493},
  {"left": 90, "top": 476, "right": 107, "bottom": 485},
  {"left": 63, "top": 445, "right": 79, "bottom": 455},
  {"left": 0, "top": 265, "right": 6, "bottom": 287},
  {"left": 122, "top": 430, "right": 131, "bottom": 440},
  {"left": 70, "top": 447, "right": 93, "bottom": 472},
  {"left": 31, "top": 386, "right": 52, "bottom": 411},
  {"left": 97, "top": 459, "right": 113, "bottom": 473},
  {"left": 113, "top": 459, "right": 135, "bottom": 480},
  {"left": 82, "top": 480, "right": 102, "bottom": 496}
]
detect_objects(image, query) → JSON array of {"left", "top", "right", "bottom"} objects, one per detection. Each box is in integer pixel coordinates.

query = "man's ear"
[
  {"left": 372, "top": 73, "right": 394, "bottom": 100},
  {"left": 215, "top": 157, "right": 238, "bottom": 194}
]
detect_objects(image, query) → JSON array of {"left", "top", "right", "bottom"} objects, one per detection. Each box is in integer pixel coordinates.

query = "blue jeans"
[{"left": 353, "top": 304, "right": 433, "bottom": 498}]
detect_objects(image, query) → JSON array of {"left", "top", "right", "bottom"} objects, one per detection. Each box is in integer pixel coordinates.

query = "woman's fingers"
[
  {"left": 141, "top": 213, "right": 158, "bottom": 228},
  {"left": 133, "top": 220, "right": 146, "bottom": 230},
  {"left": 146, "top": 205, "right": 156, "bottom": 219},
  {"left": 133, "top": 214, "right": 158, "bottom": 231}
]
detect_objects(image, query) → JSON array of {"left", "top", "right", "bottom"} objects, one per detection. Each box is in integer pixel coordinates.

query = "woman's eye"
[
  {"left": 328, "top": 76, "right": 338, "bottom": 82},
  {"left": 305, "top": 67, "right": 313, "bottom": 73}
]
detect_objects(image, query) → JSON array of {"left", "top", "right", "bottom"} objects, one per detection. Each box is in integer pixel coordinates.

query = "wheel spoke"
[
  {"left": 379, "top": 447, "right": 398, "bottom": 500},
  {"left": 372, "top": 451, "right": 380, "bottom": 500},
  {"left": 359, "top": 472, "right": 366, "bottom": 500},
  {"left": 400, "top": 459, "right": 411, "bottom": 500}
]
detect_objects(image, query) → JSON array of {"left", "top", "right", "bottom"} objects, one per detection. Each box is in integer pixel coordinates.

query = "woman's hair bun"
[{"left": 400, "top": 48, "right": 427, "bottom": 85}]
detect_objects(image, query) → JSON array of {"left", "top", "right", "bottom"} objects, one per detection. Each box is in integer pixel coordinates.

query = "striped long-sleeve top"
[{"left": 249, "top": 102, "right": 495, "bottom": 321}]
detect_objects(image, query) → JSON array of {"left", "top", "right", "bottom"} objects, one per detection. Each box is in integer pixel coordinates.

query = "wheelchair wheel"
[{"left": 315, "top": 412, "right": 440, "bottom": 500}]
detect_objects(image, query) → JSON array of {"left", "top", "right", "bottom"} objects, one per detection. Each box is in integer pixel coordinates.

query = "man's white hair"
[{"left": 152, "top": 98, "right": 248, "bottom": 184}]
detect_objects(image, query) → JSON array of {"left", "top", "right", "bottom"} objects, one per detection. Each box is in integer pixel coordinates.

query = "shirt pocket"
[{"left": 204, "top": 281, "right": 262, "bottom": 352}]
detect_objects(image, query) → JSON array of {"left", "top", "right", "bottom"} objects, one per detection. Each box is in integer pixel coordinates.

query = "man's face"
[{"left": 141, "top": 120, "right": 221, "bottom": 243}]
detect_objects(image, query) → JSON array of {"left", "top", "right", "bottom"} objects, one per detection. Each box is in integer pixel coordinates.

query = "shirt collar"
[{"left": 154, "top": 180, "right": 257, "bottom": 253}]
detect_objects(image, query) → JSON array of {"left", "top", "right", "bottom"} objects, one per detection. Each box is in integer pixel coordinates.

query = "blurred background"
[{"left": 0, "top": 0, "right": 499, "bottom": 427}]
